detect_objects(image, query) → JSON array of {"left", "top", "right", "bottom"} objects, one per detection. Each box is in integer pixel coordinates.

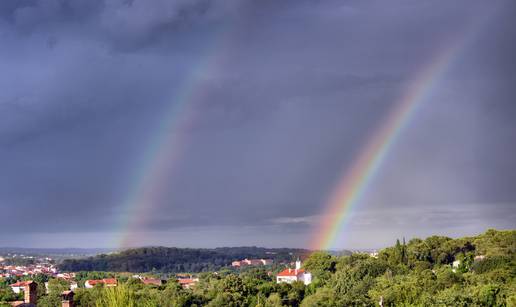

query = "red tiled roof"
[
  {"left": 10, "top": 281, "right": 34, "bottom": 287},
  {"left": 277, "top": 268, "right": 305, "bottom": 277},
  {"left": 86, "top": 278, "right": 117, "bottom": 286},
  {"left": 103, "top": 278, "right": 117, "bottom": 285},
  {"left": 142, "top": 278, "right": 162, "bottom": 286}
]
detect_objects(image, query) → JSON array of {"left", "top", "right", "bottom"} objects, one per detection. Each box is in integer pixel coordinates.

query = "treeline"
[
  {"left": 44, "top": 229, "right": 516, "bottom": 306},
  {"left": 58, "top": 247, "right": 311, "bottom": 273}
]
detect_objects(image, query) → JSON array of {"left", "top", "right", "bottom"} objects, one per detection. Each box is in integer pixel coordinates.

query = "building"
[
  {"left": 84, "top": 278, "right": 117, "bottom": 288},
  {"left": 231, "top": 258, "right": 273, "bottom": 267},
  {"left": 276, "top": 260, "right": 312, "bottom": 285},
  {"left": 141, "top": 278, "right": 164, "bottom": 286},
  {"left": 177, "top": 278, "right": 199, "bottom": 289},
  {"left": 260, "top": 259, "right": 274, "bottom": 265},
  {"left": 10, "top": 287, "right": 75, "bottom": 307},
  {"left": 61, "top": 290, "right": 75, "bottom": 307},
  {"left": 8, "top": 280, "right": 37, "bottom": 306},
  {"left": 10, "top": 281, "right": 31, "bottom": 294}
]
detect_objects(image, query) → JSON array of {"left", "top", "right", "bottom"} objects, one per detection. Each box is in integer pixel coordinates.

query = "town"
[{"left": 0, "top": 251, "right": 315, "bottom": 306}]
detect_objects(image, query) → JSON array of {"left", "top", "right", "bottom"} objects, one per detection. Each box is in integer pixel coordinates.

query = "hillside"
[{"left": 58, "top": 246, "right": 312, "bottom": 273}]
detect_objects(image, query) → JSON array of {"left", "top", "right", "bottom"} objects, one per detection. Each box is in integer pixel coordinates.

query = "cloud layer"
[{"left": 0, "top": 0, "right": 515, "bottom": 248}]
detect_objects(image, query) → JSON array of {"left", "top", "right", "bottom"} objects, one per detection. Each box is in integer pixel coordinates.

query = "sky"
[{"left": 0, "top": 0, "right": 515, "bottom": 249}]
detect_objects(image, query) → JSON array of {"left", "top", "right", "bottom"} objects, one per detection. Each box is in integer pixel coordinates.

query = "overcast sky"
[{"left": 1, "top": 0, "right": 515, "bottom": 249}]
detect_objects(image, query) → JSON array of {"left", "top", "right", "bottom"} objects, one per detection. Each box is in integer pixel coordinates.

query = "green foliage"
[
  {"left": 0, "top": 283, "right": 18, "bottom": 302},
  {"left": 302, "top": 251, "right": 336, "bottom": 285},
  {"left": 26, "top": 229, "right": 514, "bottom": 307},
  {"left": 48, "top": 278, "right": 70, "bottom": 293},
  {"left": 74, "top": 288, "right": 102, "bottom": 307},
  {"left": 262, "top": 293, "right": 284, "bottom": 307},
  {"left": 38, "top": 293, "right": 64, "bottom": 307},
  {"left": 300, "top": 287, "right": 337, "bottom": 307},
  {"left": 473, "top": 229, "right": 516, "bottom": 256},
  {"left": 472, "top": 255, "right": 515, "bottom": 274},
  {"left": 95, "top": 285, "right": 137, "bottom": 307}
]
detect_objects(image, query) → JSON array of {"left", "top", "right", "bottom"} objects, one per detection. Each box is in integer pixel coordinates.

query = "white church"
[{"left": 276, "top": 260, "right": 312, "bottom": 285}]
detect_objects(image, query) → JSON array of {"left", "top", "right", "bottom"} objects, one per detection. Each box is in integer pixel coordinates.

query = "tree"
[
  {"left": 94, "top": 285, "right": 137, "bottom": 307},
  {"left": 263, "top": 293, "right": 284, "bottom": 307},
  {"left": 300, "top": 287, "right": 337, "bottom": 307},
  {"left": 0, "top": 284, "right": 18, "bottom": 303},
  {"left": 47, "top": 278, "right": 70, "bottom": 294},
  {"left": 302, "top": 252, "right": 336, "bottom": 285}
]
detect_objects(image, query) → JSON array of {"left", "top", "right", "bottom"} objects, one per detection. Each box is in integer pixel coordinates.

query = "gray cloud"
[{"left": 0, "top": 0, "right": 515, "bottom": 248}]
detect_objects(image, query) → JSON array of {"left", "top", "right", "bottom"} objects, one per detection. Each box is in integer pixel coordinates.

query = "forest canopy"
[{"left": 58, "top": 247, "right": 311, "bottom": 273}]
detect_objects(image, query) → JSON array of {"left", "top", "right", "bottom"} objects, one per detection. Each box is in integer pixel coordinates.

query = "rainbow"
[
  {"left": 310, "top": 4, "right": 503, "bottom": 250},
  {"left": 115, "top": 27, "right": 235, "bottom": 248},
  {"left": 310, "top": 38, "right": 471, "bottom": 251},
  {"left": 113, "top": 2, "right": 257, "bottom": 248}
]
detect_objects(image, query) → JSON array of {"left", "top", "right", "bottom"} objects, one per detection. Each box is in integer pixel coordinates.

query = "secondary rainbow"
[
  {"left": 310, "top": 40, "right": 466, "bottom": 251},
  {"left": 116, "top": 54, "right": 211, "bottom": 248},
  {"left": 113, "top": 2, "right": 256, "bottom": 248},
  {"left": 115, "top": 28, "right": 235, "bottom": 248}
]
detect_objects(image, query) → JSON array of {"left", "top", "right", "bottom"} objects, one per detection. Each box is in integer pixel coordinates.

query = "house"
[
  {"left": 231, "top": 258, "right": 273, "bottom": 267},
  {"left": 84, "top": 278, "right": 117, "bottom": 288},
  {"left": 10, "top": 281, "right": 35, "bottom": 294},
  {"left": 8, "top": 280, "right": 37, "bottom": 306},
  {"left": 276, "top": 260, "right": 312, "bottom": 285},
  {"left": 177, "top": 278, "right": 199, "bottom": 289},
  {"left": 260, "top": 259, "right": 274, "bottom": 265},
  {"left": 141, "top": 278, "right": 164, "bottom": 286}
]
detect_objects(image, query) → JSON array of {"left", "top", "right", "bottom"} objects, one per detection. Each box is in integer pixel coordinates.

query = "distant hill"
[{"left": 58, "top": 246, "right": 311, "bottom": 273}]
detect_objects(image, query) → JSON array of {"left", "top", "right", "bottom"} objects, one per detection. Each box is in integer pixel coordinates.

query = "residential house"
[
  {"left": 141, "top": 278, "right": 164, "bottom": 286},
  {"left": 276, "top": 260, "right": 312, "bottom": 285},
  {"left": 177, "top": 278, "right": 199, "bottom": 289},
  {"left": 232, "top": 258, "right": 273, "bottom": 267},
  {"left": 8, "top": 280, "right": 37, "bottom": 306}
]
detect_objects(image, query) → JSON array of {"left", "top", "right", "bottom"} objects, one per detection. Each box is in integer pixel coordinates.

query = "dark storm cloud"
[
  {"left": 0, "top": 0, "right": 240, "bottom": 52},
  {"left": 0, "top": 0, "right": 515, "bottom": 248}
]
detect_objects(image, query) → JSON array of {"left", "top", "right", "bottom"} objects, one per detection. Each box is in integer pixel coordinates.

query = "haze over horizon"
[{"left": 1, "top": 0, "right": 515, "bottom": 250}]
